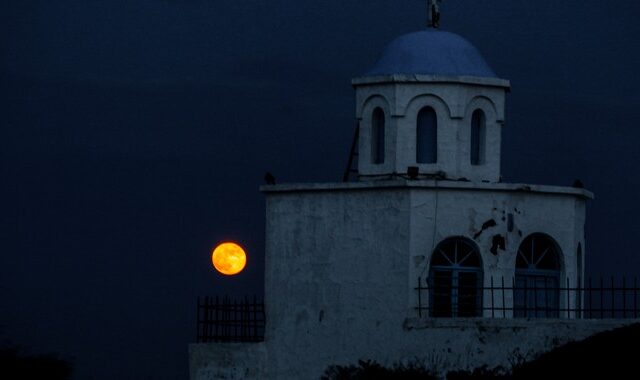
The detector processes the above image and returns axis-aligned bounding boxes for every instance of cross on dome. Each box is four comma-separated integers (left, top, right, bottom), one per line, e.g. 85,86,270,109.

428,0,442,28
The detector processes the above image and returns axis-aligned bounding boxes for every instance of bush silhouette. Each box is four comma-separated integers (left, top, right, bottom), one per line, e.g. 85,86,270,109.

0,344,72,380
323,323,640,379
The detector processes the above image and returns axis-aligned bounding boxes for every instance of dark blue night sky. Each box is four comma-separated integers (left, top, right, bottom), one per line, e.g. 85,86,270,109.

2,1,640,379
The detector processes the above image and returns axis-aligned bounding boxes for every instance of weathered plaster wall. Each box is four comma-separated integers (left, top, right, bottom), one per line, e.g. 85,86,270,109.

407,185,587,316
189,342,265,380
261,181,591,379
354,76,508,182
189,320,633,380
264,186,411,379
395,319,633,375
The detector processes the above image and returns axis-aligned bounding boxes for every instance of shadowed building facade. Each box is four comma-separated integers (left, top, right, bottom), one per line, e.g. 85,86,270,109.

189,26,634,380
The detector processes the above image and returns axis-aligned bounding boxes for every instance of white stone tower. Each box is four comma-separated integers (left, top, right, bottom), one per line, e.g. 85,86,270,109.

354,30,509,183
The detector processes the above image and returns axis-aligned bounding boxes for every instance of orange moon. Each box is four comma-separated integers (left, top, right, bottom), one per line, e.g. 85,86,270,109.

211,242,247,275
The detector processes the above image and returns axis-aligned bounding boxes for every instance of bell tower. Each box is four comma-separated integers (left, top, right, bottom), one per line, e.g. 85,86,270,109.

353,29,510,183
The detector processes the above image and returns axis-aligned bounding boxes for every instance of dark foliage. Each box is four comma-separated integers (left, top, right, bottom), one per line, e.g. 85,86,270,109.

448,322,640,379
322,359,437,380
447,366,509,380
508,322,640,379
0,344,73,380
323,323,640,379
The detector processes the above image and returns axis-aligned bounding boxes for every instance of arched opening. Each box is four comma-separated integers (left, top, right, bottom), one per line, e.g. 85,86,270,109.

370,107,385,164
429,237,483,317
514,233,562,318
417,107,437,164
470,109,486,165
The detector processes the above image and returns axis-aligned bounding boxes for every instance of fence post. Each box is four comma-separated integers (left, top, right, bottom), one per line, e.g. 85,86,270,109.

565,277,569,319
600,276,604,319
635,277,638,319
508,277,513,319
577,276,581,319
490,277,494,318
623,277,627,319
611,276,615,319
417,276,422,318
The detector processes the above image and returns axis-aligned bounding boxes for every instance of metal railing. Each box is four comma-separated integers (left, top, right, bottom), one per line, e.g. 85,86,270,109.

415,276,640,319
196,296,265,343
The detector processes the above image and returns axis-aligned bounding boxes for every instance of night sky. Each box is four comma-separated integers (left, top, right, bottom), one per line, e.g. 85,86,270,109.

2,1,640,379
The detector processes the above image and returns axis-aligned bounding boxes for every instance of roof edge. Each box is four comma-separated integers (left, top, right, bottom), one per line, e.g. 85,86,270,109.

352,74,511,89
260,180,593,199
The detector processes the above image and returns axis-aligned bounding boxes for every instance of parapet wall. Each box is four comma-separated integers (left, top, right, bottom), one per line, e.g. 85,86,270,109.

189,342,265,380
399,318,633,375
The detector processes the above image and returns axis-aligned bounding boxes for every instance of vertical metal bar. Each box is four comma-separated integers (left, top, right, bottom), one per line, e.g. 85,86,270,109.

201,297,205,342
242,296,247,341
220,296,224,341
204,296,209,342
253,295,258,341
207,296,211,342
418,276,422,318
533,275,538,318
588,277,592,319
234,299,238,340
600,276,604,319
508,276,512,319
545,276,550,317
611,276,615,318
224,296,228,341
566,277,569,319
523,275,528,318
491,276,495,318
577,275,582,319
215,296,219,341
635,277,638,319
623,277,627,319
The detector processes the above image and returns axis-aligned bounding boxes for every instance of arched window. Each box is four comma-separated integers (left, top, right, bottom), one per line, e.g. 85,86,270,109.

470,109,486,165
429,237,483,317
371,108,385,164
417,107,437,164
514,233,562,318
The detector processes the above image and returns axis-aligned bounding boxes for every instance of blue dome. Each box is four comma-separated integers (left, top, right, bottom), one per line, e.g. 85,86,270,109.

365,30,497,78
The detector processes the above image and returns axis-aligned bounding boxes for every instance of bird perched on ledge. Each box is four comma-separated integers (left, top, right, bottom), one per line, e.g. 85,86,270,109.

264,172,276,185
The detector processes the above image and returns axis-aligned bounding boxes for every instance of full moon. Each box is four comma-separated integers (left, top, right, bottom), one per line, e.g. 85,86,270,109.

211,242,247,275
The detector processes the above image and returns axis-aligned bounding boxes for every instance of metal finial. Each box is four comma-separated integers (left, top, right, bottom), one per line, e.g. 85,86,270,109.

428,0,442,29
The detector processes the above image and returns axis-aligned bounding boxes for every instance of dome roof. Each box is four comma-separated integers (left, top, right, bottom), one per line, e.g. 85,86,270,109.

364,30,497,78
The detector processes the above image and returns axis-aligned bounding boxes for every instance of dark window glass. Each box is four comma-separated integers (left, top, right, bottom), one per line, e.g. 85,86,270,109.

371,108,385,164
470,109,486,165
417,107,437,164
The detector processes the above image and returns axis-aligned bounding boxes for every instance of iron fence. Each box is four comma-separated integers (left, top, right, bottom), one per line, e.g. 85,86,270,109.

416,276,640,319
196,296,265,343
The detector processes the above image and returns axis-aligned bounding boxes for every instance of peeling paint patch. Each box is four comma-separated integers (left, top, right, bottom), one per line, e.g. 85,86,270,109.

473,219,497,239
490,235,506,255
